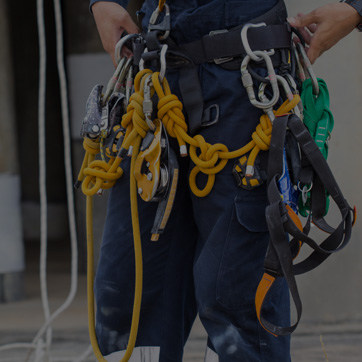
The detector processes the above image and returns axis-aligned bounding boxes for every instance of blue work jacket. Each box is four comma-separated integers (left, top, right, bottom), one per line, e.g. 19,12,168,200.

89,0,280,44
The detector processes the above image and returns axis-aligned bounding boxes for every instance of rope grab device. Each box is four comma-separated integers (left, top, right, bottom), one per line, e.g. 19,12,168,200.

75,0,356,360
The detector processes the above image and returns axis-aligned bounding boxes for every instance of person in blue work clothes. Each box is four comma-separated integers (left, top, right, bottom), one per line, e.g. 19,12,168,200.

89,1,362,361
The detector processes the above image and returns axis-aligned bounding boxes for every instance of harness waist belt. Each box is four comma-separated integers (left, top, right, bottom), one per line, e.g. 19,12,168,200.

173,23,292,66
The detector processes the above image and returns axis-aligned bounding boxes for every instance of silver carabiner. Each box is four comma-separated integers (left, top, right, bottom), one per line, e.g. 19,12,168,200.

296,42,319,96
143,75,156,131
115,33,141,65
240,23,275,62
240,50,279,109
148,3,170,40
139,44,167,83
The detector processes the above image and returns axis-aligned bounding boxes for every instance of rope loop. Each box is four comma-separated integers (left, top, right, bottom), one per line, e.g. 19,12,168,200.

82,159,123,196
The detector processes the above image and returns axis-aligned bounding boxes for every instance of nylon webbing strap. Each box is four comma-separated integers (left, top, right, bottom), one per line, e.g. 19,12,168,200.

176,24,291,65
255,114,353,336
178,65,204,136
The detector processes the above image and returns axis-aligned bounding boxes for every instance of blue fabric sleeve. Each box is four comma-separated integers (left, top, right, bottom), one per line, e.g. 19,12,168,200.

89,0,130,13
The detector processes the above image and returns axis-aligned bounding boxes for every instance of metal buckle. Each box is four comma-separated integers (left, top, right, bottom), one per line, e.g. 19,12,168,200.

209,29,234,64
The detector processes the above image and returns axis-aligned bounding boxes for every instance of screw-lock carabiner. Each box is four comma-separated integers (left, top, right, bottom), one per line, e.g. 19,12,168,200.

240,50,279,110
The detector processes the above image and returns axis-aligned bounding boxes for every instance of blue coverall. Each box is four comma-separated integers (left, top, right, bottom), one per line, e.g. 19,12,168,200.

89,0,291,361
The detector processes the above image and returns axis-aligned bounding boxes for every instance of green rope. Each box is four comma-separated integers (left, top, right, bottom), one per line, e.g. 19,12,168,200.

298,78,334,217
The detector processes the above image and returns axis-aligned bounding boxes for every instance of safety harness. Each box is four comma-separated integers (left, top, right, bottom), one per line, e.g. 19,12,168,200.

76,0,355,360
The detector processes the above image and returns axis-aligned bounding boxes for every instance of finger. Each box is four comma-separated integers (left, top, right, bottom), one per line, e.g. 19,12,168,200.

306,46,320,65
306,23,317,34
297,27,313,45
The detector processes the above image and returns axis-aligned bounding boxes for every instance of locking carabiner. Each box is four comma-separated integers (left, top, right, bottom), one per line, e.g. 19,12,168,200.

240,50,279,110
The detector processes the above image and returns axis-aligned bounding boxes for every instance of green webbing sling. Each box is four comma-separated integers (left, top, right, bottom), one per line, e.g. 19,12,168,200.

298,78,334,217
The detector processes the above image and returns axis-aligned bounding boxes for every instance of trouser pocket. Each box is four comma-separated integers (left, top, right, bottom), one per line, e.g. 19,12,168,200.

216,194,269,309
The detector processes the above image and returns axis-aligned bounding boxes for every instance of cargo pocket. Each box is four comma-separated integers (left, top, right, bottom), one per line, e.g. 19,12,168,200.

216,195,270,310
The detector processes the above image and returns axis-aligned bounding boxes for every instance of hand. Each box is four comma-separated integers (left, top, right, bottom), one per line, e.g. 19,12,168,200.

287,3,362,64
92,2,140,66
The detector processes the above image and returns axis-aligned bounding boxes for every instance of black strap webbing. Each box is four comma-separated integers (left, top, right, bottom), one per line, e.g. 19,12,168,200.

174,23,291,66
258,114,353,336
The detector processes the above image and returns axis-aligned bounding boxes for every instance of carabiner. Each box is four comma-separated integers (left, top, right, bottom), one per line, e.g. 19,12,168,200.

296,42,319,95
148,3,170,40
143,75,156,131
241,50,279,110
241,23,275,62
115,33,141,65
139,44,167,82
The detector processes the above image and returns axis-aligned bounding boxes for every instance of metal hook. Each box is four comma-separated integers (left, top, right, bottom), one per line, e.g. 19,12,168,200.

240,50,279,110
296,42,319,96
115,33,141,65
148,3,171,40
241,23,275,62
143,75,156,131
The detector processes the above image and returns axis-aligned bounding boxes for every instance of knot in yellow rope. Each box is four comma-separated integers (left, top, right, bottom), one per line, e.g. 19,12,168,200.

82,159,123,196
83,137,101,155
157,93,187,138
251,114,272,151
188,135,229,197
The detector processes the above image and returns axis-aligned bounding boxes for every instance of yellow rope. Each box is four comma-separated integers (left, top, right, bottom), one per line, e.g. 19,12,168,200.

150,71,301,197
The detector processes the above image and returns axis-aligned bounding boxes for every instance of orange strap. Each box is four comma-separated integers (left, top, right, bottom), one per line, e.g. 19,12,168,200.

255,273,277,337
158,0,166,11
255,204,303,337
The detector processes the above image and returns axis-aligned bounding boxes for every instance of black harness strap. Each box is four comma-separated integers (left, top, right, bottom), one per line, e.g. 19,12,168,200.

175,23,291,67
256,114,354,336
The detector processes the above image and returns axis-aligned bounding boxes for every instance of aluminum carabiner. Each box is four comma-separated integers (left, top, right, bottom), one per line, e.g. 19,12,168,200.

148,3,170,40
240,23,275,62
139,44,167,83
240,50,279,110
296,42,319,96
143,75,156,131
115,33,141,65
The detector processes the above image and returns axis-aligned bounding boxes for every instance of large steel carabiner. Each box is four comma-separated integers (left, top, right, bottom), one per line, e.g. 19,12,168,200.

240,50,279,109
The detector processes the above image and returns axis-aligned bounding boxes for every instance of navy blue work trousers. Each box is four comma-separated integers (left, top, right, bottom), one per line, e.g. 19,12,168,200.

94,1,291,361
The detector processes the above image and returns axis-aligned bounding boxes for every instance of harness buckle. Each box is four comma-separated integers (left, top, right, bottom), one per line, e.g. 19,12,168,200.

209,29,234,64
